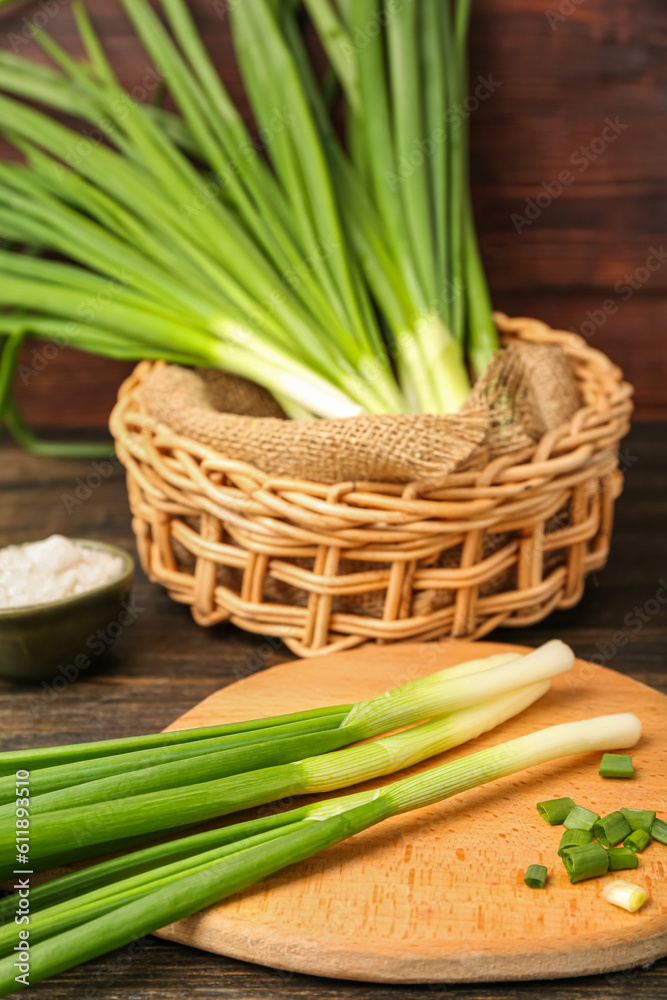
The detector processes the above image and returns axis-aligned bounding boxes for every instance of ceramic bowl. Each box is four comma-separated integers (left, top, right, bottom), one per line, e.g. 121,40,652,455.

0,539,134,684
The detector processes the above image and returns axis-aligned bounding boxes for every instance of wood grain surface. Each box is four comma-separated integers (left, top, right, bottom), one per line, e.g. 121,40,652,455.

155,641,667,983
0,420,666,998
0,0,665,426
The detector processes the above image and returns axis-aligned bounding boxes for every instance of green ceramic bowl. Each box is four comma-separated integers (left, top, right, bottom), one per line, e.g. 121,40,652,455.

0,539,134,684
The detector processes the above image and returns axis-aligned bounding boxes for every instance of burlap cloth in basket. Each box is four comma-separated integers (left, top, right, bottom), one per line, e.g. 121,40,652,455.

142,341,581,487
141,341,582,617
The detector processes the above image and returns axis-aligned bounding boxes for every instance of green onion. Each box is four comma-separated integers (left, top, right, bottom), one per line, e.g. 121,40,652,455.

0,714,353,795
0,648,520,786
561,842,610,883
0,705,351,777
650,817,667,846
1,642,578,876
0,805,314,925
624,829,650,853
599,753,634,778
4,680,552,875
0,648,524,781
536,796,575,825
601,879,647,912
563,805,600,832
523,864,547,888
0,0,501,455
621,808,656,833
606,847,639,871
0,712,360,806
0,712,642,991
557,828,593,856
592,811,632,848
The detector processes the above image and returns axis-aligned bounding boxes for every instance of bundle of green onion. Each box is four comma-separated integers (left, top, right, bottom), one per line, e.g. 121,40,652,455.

0,0,498,455
0,703,641,993
0,642,574,875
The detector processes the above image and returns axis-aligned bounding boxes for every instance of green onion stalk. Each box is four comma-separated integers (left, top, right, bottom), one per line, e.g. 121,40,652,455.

0,644,558,781
0,0,499,456
0,712,641,993
0,641,575,875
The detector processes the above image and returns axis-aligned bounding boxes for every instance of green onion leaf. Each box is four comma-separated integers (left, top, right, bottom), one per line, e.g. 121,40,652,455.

621,808,656,833
536,796,575,825
0,712,642,991
650,817,667,846
624,829,650,853
563,805,600,832
592,811,632,848
523,864,547,888
557,828,593,856
606,847,640,871
599,753,634,778
561,842,609,883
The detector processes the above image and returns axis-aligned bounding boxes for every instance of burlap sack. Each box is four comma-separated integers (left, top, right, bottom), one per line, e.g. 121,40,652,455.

142,340,580,487
141,342,581,619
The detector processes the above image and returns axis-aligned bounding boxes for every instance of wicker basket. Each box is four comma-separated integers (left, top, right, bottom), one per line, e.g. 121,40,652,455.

109,314,633,657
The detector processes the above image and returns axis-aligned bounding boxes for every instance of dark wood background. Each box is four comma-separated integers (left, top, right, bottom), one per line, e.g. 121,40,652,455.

1,0,666,426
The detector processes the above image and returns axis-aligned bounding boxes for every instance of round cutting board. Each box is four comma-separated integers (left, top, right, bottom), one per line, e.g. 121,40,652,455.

156,641,667,983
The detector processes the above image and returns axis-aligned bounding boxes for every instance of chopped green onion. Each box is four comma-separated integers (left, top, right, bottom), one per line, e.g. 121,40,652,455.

557,828,593,856
599,753,634,778
650,817,667,846
606,847,639,871
624,829,650,853
536,796,575,825
621,808,656,833
592,811,632,848
601,879,647,912
561,842,609,883
563,805,600,832
523,864,547,888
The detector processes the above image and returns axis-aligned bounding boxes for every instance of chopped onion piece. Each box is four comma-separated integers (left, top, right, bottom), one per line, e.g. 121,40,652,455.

601,880,647,913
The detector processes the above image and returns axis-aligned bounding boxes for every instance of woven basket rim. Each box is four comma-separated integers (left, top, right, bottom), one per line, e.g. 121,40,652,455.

110,312,633,499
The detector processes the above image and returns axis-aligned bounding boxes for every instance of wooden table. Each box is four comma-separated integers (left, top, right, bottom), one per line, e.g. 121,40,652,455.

1,421,666,998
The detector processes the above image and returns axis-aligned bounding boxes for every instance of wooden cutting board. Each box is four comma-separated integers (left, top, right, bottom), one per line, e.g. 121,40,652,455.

156,640,667,983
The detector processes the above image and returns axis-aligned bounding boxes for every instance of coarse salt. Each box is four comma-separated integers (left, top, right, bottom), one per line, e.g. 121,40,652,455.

0,535,124,610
